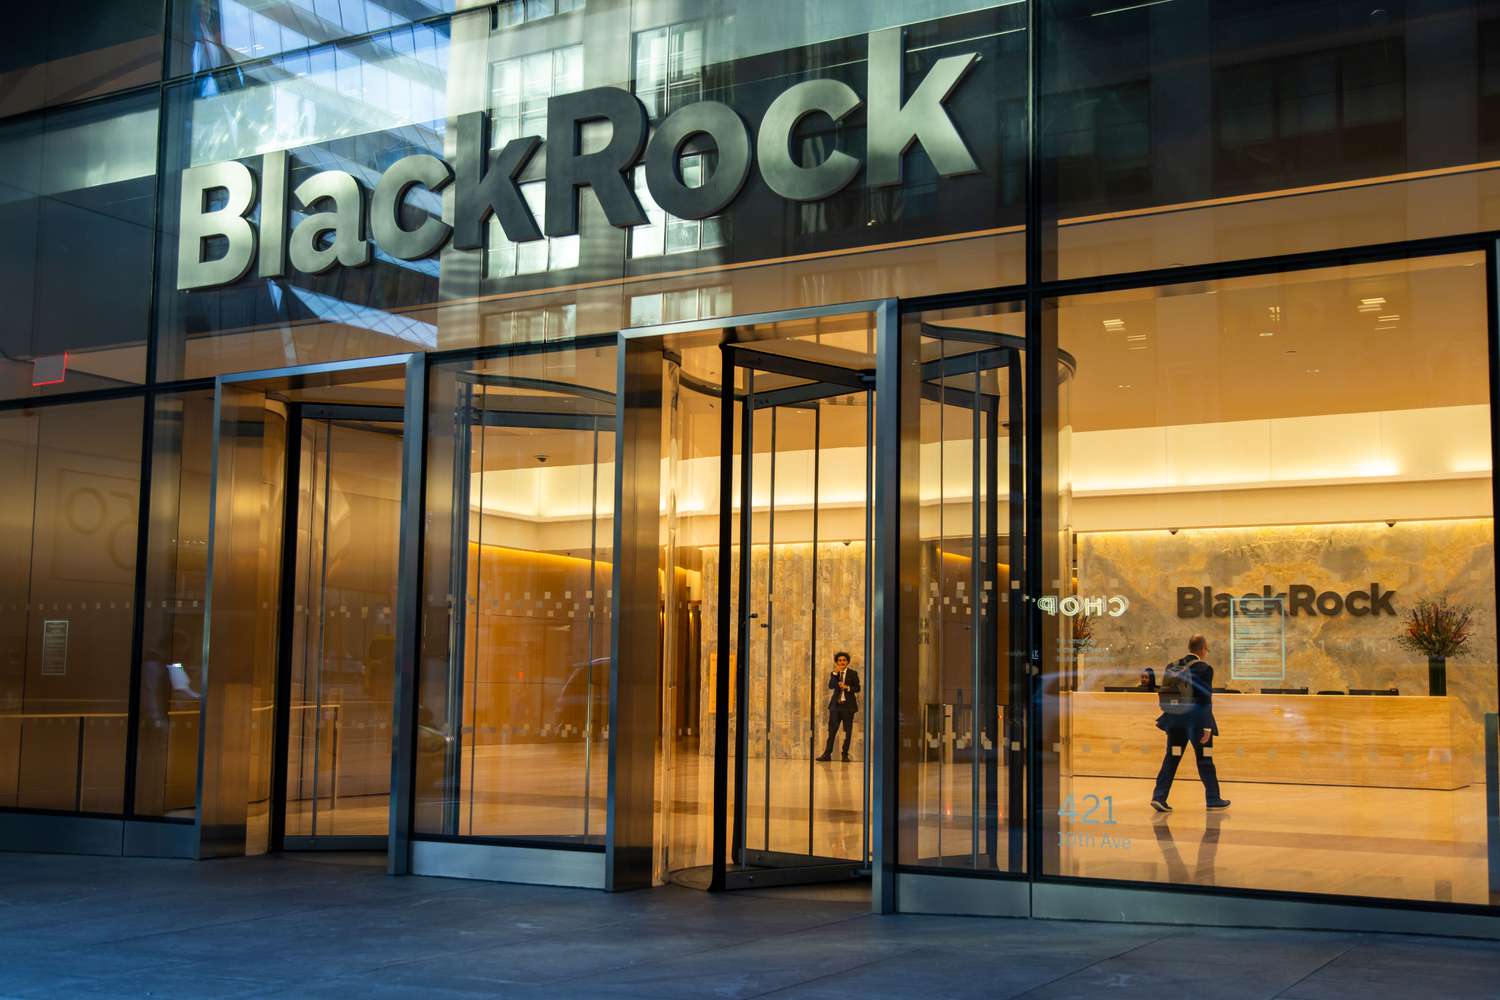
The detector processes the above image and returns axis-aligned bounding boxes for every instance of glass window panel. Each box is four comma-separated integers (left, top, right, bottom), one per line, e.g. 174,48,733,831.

0,91,156,401
416,342,617,843
0,0,163,116
159,4,1025,376
1043,253,1497,907
899,302,1027,874
0,398,143,816
171,0,451,74
134,392,214,818
1041,1,1499,279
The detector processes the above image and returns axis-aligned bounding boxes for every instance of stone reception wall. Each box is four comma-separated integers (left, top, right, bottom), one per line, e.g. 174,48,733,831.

1076,519,1498,735
700,542,869,761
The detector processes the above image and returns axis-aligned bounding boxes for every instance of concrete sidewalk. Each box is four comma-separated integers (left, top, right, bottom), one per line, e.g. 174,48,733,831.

0,851,1495,998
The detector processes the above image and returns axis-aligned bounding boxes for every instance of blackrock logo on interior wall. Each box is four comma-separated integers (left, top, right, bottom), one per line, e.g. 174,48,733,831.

176,28,979,291
1176,585,1398,619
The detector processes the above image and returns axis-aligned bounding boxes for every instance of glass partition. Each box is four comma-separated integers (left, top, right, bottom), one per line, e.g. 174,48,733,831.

0,1,162,117
135,391,215,819
0,91,157,400
416,339,615,842
1044,252,1498,906
1041,0,1500,279
284,417,403,840
0,398,144,815
899,301,1030,875
154,3,1027,382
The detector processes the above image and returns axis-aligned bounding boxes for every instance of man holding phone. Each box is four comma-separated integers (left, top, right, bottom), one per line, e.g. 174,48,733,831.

816,651,860,762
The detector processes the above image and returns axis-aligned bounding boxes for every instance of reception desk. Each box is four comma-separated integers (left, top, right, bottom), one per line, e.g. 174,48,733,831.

1067,692,1473,791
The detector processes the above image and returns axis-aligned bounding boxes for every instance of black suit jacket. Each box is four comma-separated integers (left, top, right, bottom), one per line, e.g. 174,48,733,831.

827,667,860,713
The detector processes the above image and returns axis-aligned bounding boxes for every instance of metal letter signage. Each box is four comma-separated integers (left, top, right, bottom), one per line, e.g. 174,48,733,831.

865,26,979,186
288,170,371,274
178,160,258,290
544,86,651,236
644,101,751,220
756,79,864,202
175,29,982,291
371,154,454,261
451,111,542,250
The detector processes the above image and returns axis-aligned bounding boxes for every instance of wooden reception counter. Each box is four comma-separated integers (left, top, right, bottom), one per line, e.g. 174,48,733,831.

1067,692,1473,791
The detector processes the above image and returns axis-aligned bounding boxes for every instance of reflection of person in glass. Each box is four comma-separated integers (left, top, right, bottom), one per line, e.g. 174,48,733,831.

1150,635,1230,813
816,651,860,762
137,642,201,816
1138,667,1157,691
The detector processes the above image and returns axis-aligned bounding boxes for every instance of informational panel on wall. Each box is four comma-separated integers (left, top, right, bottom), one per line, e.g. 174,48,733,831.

41,619,68,676
1229,597,1284,682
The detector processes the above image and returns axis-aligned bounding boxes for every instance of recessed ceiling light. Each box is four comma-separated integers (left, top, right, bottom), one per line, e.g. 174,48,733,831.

1304,368,1321,374
1125,334,1147,342
1116,383,1132,389
1102,318,1125,329
1259,331,1275,337
1377,314,1400,322
1357,296,1386,313
1127,345,1149,351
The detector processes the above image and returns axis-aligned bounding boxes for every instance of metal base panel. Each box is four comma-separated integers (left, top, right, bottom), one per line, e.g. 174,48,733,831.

410,841,606,889
1032,881,1500,941
895,873,1032,917
724,864,867,891
0,814,196,859
123,820,197,859
283,835,387,852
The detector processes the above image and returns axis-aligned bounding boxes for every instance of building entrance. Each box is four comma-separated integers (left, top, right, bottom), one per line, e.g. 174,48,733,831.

653,311,880,891
275,408,403,850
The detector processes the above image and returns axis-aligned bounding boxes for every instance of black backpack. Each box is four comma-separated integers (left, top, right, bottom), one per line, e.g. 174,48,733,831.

1158,656,1197,715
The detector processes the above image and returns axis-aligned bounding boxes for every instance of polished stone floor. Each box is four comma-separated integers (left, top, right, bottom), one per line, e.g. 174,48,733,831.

0,851,1496,999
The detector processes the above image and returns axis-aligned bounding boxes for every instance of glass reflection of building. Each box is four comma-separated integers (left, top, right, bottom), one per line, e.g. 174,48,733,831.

0,0,1498,938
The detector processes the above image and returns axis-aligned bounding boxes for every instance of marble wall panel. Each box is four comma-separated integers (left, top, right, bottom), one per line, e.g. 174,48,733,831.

1076,519,1499,744
700,542,869,760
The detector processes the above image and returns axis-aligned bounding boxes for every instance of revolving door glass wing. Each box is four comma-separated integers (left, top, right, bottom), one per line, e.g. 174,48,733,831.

655,312,880,891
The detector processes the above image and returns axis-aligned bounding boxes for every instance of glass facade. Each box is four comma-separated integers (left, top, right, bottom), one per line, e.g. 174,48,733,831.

1,0,1498,931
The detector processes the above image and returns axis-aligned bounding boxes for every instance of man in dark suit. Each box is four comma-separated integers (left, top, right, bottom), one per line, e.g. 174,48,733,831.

816,651,860,762
1151,635,1230,812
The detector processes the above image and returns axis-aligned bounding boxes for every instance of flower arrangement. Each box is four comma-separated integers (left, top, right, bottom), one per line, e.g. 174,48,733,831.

1073,613,1096,650
1395,597,1475,659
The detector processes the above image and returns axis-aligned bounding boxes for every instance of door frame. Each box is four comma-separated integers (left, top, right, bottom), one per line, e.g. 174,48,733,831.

714,342,873,890
611,299,907,909
269,402,404,853
197,354,416,862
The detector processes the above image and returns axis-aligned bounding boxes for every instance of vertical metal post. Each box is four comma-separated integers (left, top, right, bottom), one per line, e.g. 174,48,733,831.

1486,713,1499,902
711,344,736,890
444,380,473,838
970,353,982,868
607,336,665,891
862,388,873,866
983,386,1001,868
808,403,821,857
583,416,601,842
268,405,303,852
1006,350,1026,873
763,408,777,851
872,298,914,913
733,372,754,865
121,390,156,818
309,424,333,837
388,352,428,874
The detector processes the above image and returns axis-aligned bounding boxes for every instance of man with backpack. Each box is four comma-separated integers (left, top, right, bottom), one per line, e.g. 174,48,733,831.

1150,635,1231,813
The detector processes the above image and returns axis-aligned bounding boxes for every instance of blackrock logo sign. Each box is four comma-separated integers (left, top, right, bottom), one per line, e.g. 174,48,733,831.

1176,584,1398,619
177,28,979,292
